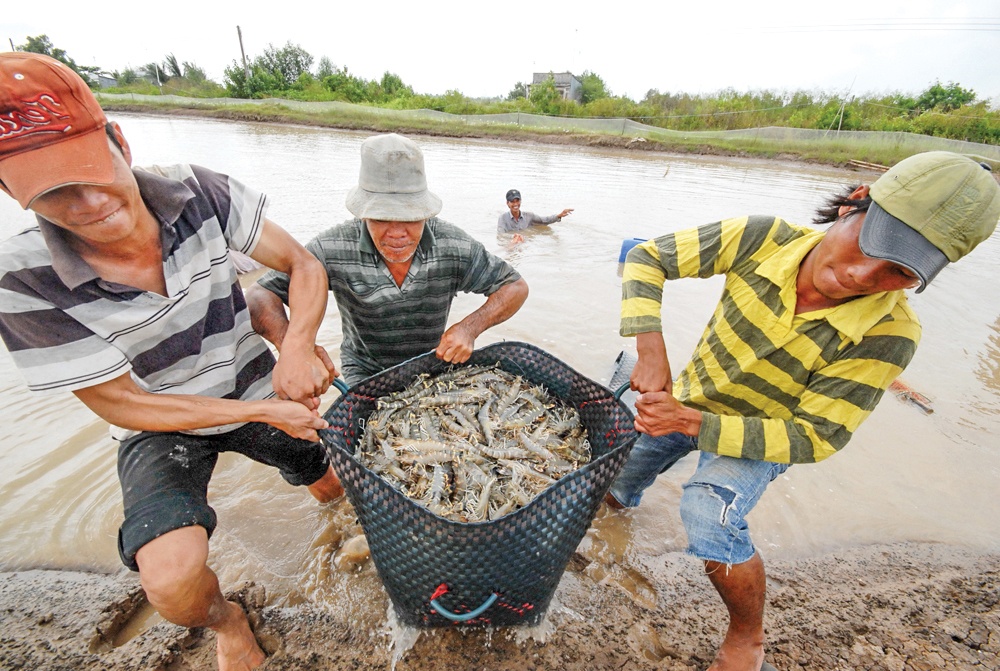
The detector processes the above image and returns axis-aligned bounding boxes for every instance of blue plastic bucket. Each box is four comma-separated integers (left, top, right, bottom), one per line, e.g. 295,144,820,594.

618,238,647,263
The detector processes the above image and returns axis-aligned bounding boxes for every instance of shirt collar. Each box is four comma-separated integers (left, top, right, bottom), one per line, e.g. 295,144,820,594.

37,168,195,290
755,227,907,344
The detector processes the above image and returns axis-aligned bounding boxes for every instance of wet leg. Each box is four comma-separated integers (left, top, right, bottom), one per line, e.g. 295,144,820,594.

307,464,344,502
705,552,766,671
135,526,265,671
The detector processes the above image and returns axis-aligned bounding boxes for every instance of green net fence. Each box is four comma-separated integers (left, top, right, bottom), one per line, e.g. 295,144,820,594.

96,93,1000,163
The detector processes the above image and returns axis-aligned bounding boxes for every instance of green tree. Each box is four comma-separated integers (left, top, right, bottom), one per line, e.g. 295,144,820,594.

224,61,281,98
579,70,609,104
18,34,98,86
116,67,140,86
316,56,336,80
163,53,182,79
321,68,369,102
142,62,169,85
507,81,527,100
916,81,976,113
529,74,561,115
379,72,412,100
257,42,314,89
182,61,207,83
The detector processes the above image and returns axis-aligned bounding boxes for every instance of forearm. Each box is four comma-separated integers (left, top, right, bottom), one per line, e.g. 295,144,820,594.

245,284,292,348
75,384,270,433
533,213,560,226
456,278,528,337
73,372,326,440
280,254,328,355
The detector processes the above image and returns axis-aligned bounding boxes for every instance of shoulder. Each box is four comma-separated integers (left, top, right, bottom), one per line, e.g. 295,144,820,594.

426,218,477,244
136,163,225,184
314,218,361,239
740,215,810,242
0,226,49,277
307,219,365,261
135,164,256,205
725,215,816,258
883,296,922,337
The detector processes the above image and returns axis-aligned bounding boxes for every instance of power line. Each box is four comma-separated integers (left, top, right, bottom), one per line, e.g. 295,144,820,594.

758,21,1000,33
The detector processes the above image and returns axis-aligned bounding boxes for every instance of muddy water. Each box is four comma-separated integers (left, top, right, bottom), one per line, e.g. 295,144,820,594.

1,114,998,616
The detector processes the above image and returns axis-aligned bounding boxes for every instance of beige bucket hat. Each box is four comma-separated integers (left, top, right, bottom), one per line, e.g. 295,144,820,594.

345,133,442,221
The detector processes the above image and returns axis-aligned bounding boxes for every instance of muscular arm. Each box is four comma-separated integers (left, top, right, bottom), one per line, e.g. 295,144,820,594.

246,282,292,349
629,329,704,438
245,282,339,383
436,278,529,363
73,372,328,441
247,219,330,406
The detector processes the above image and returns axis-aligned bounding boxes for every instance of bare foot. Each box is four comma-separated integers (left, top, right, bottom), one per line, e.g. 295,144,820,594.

216,601,266,671
308,465,344,502
706,634,765,671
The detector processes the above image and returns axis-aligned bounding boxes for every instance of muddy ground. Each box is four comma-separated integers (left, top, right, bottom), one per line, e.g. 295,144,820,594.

2,540,997,671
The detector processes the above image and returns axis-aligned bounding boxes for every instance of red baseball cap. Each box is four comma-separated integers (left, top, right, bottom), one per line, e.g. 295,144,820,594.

0,52,115,208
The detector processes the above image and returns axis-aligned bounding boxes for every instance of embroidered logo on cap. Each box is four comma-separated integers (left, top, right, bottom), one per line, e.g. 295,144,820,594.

0,93,73,143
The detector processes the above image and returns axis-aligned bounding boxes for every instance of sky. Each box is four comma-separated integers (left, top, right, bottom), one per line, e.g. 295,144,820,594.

3,0,999,104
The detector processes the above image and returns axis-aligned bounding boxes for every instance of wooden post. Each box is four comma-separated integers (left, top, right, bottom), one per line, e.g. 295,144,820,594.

237,26,250,83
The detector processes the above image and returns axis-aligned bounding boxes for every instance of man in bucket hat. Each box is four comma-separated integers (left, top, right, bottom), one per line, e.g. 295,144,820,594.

0,52,343,670
608,151,1000,671
248,133,528,384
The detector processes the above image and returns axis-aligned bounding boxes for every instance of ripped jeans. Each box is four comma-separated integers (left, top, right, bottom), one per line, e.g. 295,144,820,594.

607,432,789,565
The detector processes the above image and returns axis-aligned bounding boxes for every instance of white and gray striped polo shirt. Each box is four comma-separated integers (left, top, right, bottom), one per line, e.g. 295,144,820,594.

0,164,276,439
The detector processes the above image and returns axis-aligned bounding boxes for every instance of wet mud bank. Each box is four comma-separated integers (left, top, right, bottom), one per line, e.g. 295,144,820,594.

2,541,997,670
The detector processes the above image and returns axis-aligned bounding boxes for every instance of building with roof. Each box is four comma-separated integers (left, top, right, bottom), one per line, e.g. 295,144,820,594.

527,72,582,102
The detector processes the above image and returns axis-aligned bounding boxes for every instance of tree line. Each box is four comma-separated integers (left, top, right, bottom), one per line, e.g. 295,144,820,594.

14,35,1000,145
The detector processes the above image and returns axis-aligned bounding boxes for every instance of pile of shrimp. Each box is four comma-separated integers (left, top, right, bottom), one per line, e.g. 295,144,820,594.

357,364,591,522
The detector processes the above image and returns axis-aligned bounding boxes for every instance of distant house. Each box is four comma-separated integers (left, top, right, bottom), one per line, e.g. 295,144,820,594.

528,72,582,102
96,73,118,89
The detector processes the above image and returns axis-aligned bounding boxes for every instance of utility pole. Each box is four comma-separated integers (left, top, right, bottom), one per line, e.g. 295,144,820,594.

8,38,15,52
237,26,249,82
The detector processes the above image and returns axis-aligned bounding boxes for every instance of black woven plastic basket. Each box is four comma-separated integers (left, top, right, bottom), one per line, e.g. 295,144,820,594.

320,341,636,627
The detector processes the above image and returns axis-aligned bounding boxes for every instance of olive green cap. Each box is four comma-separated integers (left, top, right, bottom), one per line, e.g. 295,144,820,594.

860,151,1000,292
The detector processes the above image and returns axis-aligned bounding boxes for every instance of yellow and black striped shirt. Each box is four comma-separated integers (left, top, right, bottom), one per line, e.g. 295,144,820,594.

621,216,921,464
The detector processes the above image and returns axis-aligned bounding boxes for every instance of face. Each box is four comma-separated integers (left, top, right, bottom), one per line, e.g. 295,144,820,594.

28,125,143,247
507,198,521,217
806,211,921,301
365,219,425,264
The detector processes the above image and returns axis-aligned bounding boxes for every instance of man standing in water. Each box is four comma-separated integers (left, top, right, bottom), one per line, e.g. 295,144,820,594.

608,152,1000,671
0,53,341,671
497,188,573,243
247,133,528,385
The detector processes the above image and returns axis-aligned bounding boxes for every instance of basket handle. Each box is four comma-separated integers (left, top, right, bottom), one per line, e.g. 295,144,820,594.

429,584,499,622
332,378,350,394
614,382,631,400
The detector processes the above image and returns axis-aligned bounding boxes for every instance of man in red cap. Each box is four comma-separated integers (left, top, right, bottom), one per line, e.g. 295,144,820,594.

0,52,341,670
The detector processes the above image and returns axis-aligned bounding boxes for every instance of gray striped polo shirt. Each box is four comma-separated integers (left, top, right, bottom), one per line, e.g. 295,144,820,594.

259,217,521,383
0,164,276,439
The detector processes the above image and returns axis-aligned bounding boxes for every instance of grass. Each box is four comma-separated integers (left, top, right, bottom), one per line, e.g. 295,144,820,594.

96,96,1000,170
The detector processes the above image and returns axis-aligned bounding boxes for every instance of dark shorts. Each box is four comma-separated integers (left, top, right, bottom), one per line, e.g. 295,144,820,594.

116,421,330,571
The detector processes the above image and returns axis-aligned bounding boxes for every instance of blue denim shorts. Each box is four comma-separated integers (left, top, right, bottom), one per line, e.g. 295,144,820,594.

608,432,789,565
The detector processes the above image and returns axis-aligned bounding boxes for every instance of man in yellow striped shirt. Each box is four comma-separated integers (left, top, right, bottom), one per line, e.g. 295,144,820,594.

608,152,1000,671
